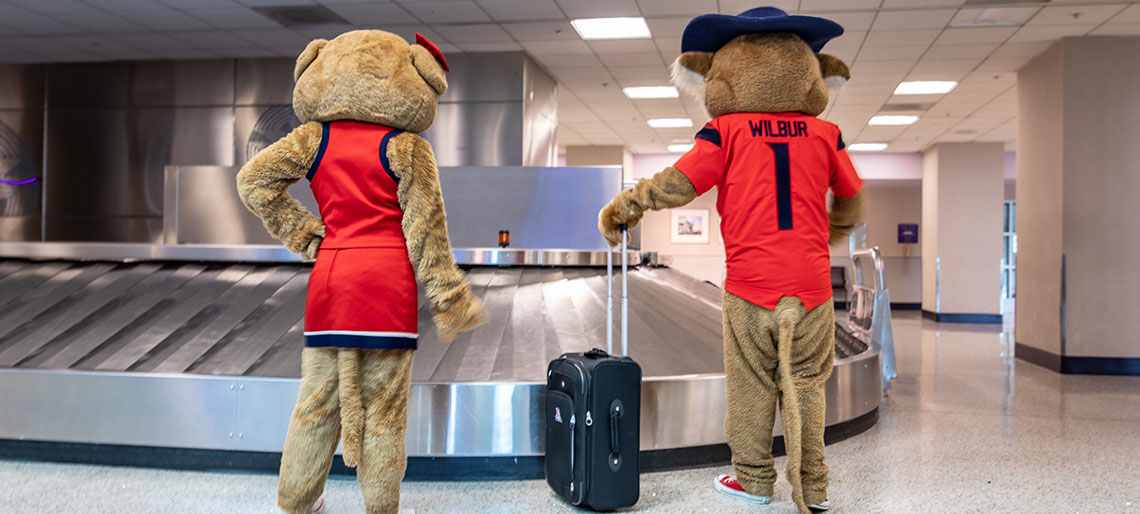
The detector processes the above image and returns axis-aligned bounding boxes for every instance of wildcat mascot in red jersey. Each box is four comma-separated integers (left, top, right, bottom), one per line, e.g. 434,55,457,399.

598,8,864,513
238,30,486,514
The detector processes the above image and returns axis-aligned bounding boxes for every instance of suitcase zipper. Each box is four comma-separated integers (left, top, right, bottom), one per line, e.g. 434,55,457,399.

569,413,576,498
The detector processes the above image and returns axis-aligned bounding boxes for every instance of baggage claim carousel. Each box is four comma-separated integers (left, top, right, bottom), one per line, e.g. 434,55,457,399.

0,243,889,479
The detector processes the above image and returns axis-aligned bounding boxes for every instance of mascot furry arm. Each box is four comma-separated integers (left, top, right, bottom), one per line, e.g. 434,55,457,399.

386,132,486,342
236,123,326,261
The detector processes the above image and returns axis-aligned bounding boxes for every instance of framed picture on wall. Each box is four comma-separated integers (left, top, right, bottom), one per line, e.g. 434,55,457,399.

671,208,710,244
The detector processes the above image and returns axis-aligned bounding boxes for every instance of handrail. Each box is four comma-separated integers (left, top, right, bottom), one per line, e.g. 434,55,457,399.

851,247,886,291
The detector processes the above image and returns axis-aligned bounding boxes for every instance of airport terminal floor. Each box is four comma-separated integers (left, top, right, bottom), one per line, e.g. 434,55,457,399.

3,311,1138,514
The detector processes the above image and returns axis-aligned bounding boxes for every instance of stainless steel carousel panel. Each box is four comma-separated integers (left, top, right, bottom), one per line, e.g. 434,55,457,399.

0,65,45,110
0,108,44,241
437,166,620,251
163,165,316,246
423,102,526,167
235,58,294,107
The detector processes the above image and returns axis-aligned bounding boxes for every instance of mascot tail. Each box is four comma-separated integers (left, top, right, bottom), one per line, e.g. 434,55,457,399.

338,349,365,468
775,303,810,514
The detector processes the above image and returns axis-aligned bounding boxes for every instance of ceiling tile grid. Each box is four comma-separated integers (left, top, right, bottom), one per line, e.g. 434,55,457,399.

0,0,1137,154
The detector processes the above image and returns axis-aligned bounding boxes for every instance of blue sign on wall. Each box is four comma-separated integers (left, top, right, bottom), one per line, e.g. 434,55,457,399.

898,223,919,244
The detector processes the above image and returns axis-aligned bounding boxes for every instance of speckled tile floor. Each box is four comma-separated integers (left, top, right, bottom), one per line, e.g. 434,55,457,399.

3,312,1140,513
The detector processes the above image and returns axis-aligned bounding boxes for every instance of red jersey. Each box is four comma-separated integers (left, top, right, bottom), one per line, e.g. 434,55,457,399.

304,121,418,350
308,121,407,250
674,112,863,311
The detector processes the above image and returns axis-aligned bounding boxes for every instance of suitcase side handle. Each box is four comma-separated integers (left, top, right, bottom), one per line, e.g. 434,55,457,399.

609,400,623,454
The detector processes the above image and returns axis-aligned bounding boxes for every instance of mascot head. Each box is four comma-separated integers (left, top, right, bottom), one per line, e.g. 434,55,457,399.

292,30,449,134
670,7,851,118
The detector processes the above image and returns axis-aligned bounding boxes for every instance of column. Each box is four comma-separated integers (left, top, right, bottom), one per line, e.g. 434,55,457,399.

921,143,1005,322
1016,36,1140,375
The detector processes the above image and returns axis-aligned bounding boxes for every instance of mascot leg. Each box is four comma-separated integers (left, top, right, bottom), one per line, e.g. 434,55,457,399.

355,349,415,514
724,294,835,514
278,347,341,514
722,292,781,499
789,300,836,508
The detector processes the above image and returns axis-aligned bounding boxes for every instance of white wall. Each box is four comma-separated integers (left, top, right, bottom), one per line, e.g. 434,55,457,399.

859,184,923,303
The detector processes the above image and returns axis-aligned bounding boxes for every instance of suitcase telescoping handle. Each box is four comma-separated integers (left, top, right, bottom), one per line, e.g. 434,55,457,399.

606,224,629,357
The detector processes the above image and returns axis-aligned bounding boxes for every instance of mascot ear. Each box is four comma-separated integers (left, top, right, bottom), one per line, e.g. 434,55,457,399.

411,44,448,96
294,38,328,82
411,32,448,96
671,51,714,99
817,53,851,94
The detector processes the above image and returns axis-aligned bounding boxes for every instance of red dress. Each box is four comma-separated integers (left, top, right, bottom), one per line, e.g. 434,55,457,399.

674,112,863,311
303,121,418,349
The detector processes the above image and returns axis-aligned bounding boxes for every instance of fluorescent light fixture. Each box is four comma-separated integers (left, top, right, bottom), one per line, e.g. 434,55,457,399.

647,118,692,128
894,81,957,95
623,86,678,99
848,143,888,152
868,115,919,126
667,143,694,153
570,17,651,40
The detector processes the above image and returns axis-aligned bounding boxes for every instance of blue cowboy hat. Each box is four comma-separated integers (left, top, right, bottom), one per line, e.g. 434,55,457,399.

680,7,844,54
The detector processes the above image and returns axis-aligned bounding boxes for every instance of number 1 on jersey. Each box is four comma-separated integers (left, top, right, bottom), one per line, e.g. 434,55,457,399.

767,142,793,230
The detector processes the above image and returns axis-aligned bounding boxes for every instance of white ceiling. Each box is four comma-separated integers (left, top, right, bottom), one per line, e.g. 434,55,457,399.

2,0,1140,154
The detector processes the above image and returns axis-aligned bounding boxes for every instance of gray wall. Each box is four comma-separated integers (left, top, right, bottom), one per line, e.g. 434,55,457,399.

0,52,556,243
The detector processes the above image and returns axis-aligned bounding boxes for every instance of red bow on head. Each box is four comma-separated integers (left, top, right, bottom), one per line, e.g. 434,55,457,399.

415,32,449,72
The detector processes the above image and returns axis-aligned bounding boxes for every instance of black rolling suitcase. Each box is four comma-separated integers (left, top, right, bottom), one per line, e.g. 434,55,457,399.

545,226,642,511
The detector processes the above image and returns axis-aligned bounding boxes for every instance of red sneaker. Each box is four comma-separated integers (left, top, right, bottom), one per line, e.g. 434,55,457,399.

713,475,772,505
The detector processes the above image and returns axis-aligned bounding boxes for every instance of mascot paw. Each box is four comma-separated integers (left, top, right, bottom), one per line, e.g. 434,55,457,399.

293,218,326,261
300,235,323,261
597,195,640,247
436,296,488,343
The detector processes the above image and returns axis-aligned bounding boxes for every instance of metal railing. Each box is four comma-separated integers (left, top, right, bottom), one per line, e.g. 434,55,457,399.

848,246,898,390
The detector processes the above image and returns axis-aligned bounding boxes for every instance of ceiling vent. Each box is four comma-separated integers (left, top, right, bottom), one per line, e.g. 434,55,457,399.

880,103,934,113
253,5,350,27
952,5,1042,27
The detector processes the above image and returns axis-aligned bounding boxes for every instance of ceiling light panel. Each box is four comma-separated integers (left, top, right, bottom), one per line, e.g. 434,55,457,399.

848,143,888,151
869,115,919,126
623,86,679,99
894,81,958,95
570,17,651,39
648,118,693,128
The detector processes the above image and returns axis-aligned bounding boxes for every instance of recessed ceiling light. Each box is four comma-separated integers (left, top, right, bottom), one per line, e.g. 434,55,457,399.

623,86,679,99
894,81,958,95
667,143,694,153
869,115,919,126
848,143,888,152
648,118,692,128
570,17,651,40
